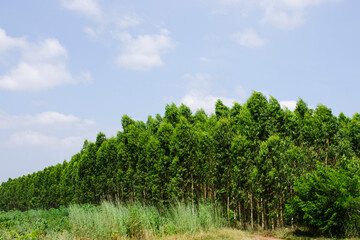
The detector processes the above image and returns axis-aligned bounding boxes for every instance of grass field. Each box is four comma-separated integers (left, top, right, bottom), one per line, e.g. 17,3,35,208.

0,202,227,239
1,202,359,240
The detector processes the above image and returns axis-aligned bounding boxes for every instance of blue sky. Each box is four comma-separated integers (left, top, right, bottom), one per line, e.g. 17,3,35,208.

0,0,359,182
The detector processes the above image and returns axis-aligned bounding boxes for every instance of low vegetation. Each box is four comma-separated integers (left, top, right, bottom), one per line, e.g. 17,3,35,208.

0,202,226,239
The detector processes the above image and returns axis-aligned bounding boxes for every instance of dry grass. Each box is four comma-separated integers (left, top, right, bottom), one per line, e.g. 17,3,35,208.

155,228,254,240
47,228,254,240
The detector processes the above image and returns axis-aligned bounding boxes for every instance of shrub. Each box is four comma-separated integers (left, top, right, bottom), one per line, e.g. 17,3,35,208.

286,164,360,237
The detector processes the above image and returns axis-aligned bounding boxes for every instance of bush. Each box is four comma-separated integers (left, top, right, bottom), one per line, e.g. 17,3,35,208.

286,164,360,237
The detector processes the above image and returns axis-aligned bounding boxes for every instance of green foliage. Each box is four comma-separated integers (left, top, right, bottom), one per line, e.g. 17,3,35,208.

286,163,360,237
0,207,69,239
1,91,360,236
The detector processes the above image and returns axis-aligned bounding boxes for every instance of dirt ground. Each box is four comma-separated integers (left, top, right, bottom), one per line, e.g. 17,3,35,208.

254,235,283,240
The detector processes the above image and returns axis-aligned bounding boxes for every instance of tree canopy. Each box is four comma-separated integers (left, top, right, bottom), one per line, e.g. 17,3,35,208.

1,91,359,236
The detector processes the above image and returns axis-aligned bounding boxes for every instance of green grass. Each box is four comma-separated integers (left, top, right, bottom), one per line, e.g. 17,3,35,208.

0,202,227,239
2,203,358,240
68,202,226,239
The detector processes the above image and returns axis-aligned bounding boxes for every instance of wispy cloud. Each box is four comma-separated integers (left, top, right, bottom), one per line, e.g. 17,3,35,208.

216,0,342,29
10,131,83,146
0,109,95,130
0,108,96,152
117,13,142,28
234,28,267,48
59,0,103,21
60,1,176,71
200,57,212,62
260,0,343,29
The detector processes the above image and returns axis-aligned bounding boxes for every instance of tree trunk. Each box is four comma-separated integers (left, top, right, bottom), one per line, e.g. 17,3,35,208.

204,183,207,200
227,195,230,218
257,200,260,229
191,173,194,215
276,203,280,228
233,197,236,226
238,201,242,228
261,197,265,230
250,193,254,229
290,185,294,228
280,198,284,227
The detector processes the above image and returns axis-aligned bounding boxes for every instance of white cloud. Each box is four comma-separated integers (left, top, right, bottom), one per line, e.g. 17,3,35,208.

59,0,102,21
83,26,98,37
0,62,73,92
0,109,95,130
234,29,267,48
35,112,80,125
10,131,83,147
0,29,91,92
59,1,176,71
0,29,27,53
1,109,95,150
216,0,341,29
259,0,341,29
23,38,68,62
116,30,175,71
180,73,240,113
79,71,93,83
266,0,339,10
181,91,236,114
10,131,58,145
117,13,142,28
280,100,297,111
259,2,305,29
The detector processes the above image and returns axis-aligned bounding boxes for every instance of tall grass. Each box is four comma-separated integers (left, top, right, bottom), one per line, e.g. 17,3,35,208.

68,201,227,239
0,202,227,239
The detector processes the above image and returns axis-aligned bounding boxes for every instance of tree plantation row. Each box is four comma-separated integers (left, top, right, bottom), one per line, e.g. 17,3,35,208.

1,92,360,236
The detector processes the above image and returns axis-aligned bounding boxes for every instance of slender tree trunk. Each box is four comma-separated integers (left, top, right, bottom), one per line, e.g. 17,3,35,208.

325,138,329,166
276,203,280,228
238,201,242,228
143,190,146,207
227,195,230,218
261,197,265,230
191,173,194,215
204,183,207,200
280,198,284,227
233,197,236,226
250,193,254,229
290,185,294,228
214,186,216,202
257,200,260,229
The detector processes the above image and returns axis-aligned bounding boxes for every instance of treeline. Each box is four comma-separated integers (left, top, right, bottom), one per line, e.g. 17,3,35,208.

1,92,360,233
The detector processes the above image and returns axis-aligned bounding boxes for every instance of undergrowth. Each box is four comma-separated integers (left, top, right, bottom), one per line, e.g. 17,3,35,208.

0,202,226,239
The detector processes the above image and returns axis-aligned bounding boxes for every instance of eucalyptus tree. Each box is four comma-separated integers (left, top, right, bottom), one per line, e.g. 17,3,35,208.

95,137,119,201
213,117,235,215
169,116,199,204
